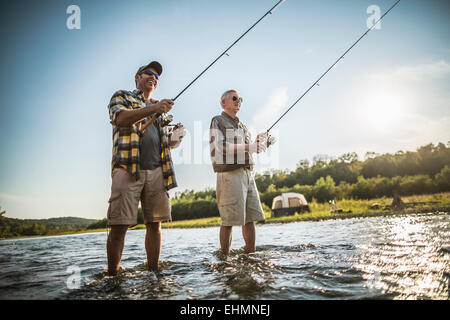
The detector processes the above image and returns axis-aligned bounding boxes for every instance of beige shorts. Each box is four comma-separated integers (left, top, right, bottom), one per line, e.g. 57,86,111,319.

107,167,171,226
216,168,265,226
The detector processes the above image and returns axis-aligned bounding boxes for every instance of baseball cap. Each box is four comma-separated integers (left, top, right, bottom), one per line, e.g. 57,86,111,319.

136,61,163,76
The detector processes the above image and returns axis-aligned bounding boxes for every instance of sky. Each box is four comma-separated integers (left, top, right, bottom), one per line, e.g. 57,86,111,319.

0,0,449,220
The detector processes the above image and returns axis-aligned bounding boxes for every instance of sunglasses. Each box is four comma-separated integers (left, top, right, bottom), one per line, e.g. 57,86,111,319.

142,70,159,80
232,96,243,102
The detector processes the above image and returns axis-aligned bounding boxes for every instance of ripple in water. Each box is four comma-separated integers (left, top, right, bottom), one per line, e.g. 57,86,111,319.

0,212,449,300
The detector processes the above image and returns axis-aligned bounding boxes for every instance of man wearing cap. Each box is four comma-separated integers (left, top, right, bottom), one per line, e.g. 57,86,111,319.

209,89,268,255
106,61,186,275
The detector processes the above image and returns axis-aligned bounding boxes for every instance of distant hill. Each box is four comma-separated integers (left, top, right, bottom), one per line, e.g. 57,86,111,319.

31,217,97,226
0,216,98,239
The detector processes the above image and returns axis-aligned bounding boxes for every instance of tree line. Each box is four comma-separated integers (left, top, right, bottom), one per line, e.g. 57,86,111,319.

0,215,97,239
254,142,450,193
93,142,450,226
255,142,450,204
164,142,450,220
2,142,449,236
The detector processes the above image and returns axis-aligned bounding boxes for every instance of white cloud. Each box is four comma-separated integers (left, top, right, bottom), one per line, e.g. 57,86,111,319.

321,60,450,160
251,87,289,130
369,60,450,82
392,114,450,145
348,59,450,118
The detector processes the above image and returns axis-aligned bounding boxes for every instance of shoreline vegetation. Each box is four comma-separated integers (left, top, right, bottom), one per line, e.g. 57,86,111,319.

1,142,449,239
2,193,449,240
134,193,450,229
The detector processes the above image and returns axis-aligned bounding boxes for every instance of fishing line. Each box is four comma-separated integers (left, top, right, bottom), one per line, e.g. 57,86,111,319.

266,0,401,135
140,0,285,133
173,0,285,101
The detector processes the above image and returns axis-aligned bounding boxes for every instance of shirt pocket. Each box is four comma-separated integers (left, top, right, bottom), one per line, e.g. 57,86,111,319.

223,126,245,145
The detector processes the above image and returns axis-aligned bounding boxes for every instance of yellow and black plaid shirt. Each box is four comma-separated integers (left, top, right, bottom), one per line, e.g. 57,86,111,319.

108,89,177,190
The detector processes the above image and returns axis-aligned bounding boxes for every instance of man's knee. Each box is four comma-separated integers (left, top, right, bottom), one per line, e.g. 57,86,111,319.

109,225,128,240
220,225,232,234
146,222,161,233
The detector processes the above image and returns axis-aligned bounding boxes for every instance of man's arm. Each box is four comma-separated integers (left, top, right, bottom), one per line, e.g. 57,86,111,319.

223,128,268,154
115,99,174,127
228,141,266,154
209,119,268,155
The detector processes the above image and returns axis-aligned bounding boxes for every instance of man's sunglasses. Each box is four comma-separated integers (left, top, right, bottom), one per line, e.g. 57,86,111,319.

142,70,159,80
232,96,243,102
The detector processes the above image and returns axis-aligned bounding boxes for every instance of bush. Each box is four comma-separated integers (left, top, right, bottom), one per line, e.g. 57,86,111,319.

351,176,375,199
171,199,218,221
87,218,107,229
398,175,433,196
435,165,450,192
313,176,336,203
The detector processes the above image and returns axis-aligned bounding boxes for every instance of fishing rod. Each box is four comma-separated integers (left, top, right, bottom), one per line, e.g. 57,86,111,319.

140,0,285,133
264,0,401,146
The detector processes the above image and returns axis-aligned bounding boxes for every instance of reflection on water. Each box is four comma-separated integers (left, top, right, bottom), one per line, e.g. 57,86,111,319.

353,214,450,299
0,212,449,300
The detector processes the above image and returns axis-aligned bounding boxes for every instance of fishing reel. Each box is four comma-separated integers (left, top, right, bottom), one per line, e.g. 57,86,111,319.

160,113,174,127
265,135,275,148
160,113,184,134
139,113,177,134
257,133,276,149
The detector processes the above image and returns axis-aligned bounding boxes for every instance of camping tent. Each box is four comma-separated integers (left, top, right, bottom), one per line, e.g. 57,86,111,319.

271,193,310,217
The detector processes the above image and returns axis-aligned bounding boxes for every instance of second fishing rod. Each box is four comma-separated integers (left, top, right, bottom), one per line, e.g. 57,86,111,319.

264,0,401,147
140,0,285,134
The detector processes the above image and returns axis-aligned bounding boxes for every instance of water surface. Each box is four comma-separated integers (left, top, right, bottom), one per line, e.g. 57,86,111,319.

0,212,449,300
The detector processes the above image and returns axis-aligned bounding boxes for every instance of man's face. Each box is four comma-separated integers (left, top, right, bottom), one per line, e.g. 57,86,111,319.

222,91,242,114
136,67,159,91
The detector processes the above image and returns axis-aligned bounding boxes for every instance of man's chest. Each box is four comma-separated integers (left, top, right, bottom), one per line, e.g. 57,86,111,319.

221,121,251,144
125,94,146,109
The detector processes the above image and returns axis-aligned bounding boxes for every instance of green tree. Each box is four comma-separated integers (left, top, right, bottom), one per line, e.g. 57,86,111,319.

351,176,373,199
399,175,433,196
435,165,450,192
313,176,336,203
335,181,353,200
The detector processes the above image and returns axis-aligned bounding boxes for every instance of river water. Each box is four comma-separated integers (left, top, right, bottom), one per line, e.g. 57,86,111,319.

0,212,449,300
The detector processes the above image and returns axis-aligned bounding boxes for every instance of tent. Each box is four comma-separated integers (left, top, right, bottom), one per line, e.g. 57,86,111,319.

271,193,310,217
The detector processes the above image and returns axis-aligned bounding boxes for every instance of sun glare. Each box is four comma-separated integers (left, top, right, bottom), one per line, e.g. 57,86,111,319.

357,90,407,131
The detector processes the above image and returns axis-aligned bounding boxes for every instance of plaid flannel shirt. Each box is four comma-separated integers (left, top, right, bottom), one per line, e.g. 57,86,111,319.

108,89,178,190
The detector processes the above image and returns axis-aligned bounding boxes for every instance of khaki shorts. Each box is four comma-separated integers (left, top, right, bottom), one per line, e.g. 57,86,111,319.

216,168,265,226
107,167,171,226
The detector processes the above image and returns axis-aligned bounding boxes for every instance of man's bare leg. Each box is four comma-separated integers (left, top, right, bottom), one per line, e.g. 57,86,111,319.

220,226,233,255
145,222,162,271
107,225,128,276
242,222,256,253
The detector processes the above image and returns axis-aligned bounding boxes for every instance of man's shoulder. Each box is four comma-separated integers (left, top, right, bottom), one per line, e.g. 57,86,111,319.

211,114,223,122
111,89,134,99
109,89,144,109
210,114,226,128
213,112,237,122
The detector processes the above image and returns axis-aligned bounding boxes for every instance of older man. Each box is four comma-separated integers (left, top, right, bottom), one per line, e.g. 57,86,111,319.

106,60,185,275
209,89,268,255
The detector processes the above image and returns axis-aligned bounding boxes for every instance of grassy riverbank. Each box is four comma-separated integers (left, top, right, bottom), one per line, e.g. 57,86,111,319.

142,192,450,229
2,193,449,239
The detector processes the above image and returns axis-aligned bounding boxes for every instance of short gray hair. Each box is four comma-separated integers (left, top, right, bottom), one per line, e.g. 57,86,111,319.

220,89,238,106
